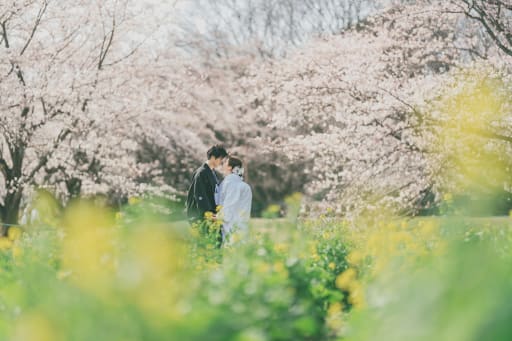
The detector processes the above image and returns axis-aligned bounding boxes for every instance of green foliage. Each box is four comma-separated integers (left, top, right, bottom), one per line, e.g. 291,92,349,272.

347,218,512,341
0,198,350,341
3,192,512,340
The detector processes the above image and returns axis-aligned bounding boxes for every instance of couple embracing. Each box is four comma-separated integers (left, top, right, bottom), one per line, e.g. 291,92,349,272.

186,145,252,244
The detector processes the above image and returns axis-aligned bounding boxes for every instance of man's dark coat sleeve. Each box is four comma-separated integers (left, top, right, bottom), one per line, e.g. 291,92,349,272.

194,170,216,215
186,165,217,221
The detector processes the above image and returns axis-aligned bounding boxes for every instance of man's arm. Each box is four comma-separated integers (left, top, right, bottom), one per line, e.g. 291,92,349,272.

194,171,215,215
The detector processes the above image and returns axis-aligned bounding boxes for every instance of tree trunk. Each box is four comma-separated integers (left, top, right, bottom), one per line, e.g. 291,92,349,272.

1,190,22,235
1,142,25,235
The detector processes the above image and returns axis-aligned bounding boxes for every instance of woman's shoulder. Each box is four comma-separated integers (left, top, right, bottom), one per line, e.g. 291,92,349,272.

240,180,252,191
223,175,247,187
224,174,240,182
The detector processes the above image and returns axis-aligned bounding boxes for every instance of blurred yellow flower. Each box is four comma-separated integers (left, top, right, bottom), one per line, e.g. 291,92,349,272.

348,281,365,309
7,226,22,241
12,312,62,341
322,231,331,240
60,201,117,294
347,250,363,266
420,220,439,237
391,231,412,245
328,262,336,270
255,262,270,274
12,245,22,259
326,302,344,331
190,228,200,238
0,237,13,250
273,243,288,254
443,193,453,202
273,261,286,274
335,268,356,290
309,243,317,254
327,302,343,315
128,197,140,205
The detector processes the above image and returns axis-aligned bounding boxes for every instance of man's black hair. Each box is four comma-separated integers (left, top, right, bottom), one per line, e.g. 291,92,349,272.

207,145,228,160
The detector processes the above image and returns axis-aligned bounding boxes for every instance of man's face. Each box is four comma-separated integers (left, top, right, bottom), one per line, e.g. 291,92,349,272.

212,157,224,169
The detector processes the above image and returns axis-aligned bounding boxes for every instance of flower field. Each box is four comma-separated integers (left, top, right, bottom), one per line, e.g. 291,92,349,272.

0,194,510,341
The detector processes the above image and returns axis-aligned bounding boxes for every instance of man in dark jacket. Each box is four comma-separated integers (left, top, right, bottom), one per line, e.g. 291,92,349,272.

186,145,228,224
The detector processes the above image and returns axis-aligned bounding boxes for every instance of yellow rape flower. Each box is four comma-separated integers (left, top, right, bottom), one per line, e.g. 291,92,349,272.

255,262,270,274
7,226,22,241
273,243,288,254
326,302,344,331
328,302,343,316
400,220,408,229
443,193,453,202
128,197,140,205
391,231,413,246
190,228,199,238
347,250,364,266
12,245,22,259
60,201,116,294
273,261,286,273
114,212,123,221
335,268,356,290
328,262,336,270
348,281,365,309
12,312,63,341
0,237,13,250
309,243,317,254
420,220,439,237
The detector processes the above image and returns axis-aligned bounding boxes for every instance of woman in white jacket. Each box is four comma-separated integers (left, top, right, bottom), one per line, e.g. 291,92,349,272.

217,156,252,242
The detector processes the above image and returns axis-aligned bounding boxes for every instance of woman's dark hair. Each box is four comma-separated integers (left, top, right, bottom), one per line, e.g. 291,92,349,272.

207,145,228,159
227,156,242,169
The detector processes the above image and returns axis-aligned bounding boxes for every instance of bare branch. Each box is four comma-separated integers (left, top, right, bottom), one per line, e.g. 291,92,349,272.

26,128,71,182
20,0,49,56
454,0,512,56
98,15,116,70
0,21,9,48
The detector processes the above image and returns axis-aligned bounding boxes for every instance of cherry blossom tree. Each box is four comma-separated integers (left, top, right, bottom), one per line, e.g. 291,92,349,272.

221,0,505,215
0,0,177,225
2,0,508,225
129,51,310,214
159,0,509,216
